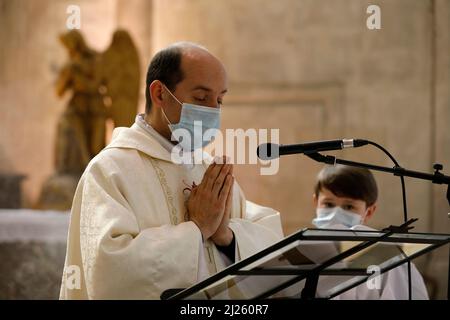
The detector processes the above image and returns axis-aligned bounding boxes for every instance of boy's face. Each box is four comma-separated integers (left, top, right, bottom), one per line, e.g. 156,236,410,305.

313,187,376,224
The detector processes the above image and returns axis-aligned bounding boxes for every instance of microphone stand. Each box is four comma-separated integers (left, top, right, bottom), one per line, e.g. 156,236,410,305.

305,152,450,205
305,152,450,299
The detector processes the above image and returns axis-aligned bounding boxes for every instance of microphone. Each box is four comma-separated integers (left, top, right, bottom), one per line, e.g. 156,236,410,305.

257,139,369,160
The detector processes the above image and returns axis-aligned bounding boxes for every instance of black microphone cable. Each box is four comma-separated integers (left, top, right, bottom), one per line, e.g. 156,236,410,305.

365,140,412,300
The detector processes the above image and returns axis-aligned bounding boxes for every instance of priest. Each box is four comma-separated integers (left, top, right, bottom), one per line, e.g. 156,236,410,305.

60,42,284,299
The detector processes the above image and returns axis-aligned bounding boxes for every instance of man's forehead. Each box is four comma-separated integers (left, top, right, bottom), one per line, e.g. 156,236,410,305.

182,57,226,75
180,72,228,94
179,49,227,91
190,85,228,94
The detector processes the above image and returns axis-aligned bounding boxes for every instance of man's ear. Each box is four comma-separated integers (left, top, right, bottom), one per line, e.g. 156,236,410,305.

149,80,164,108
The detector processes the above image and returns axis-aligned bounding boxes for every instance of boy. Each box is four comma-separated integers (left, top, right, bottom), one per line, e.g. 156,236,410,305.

311,164,429,299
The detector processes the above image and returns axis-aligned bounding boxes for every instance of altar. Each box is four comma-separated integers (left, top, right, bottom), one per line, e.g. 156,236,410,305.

0,209,69,299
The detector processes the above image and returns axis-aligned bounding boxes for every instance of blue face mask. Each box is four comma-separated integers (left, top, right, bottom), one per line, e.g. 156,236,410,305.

161,85,221,151
312,207,363,228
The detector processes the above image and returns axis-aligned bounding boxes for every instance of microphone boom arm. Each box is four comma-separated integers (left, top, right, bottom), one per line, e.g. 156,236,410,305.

306,152,450,207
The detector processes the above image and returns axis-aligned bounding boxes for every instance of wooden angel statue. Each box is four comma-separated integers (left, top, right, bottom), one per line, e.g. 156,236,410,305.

54,29,140,175
37,29,140,210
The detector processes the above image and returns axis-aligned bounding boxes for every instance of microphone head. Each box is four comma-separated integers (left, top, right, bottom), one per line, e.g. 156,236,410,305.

257,143,280,160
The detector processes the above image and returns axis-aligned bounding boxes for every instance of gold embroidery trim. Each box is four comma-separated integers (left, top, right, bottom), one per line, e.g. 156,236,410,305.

149,158,179,225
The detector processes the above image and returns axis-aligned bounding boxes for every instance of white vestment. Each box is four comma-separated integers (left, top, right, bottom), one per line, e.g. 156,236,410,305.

60,121,283,300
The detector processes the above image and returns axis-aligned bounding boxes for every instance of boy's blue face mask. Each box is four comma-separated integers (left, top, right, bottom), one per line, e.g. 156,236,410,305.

161,84,221,151
312,207,363,228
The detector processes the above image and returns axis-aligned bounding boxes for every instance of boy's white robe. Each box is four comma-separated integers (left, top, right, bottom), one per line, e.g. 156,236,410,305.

328,225,429,300
60,123,283,300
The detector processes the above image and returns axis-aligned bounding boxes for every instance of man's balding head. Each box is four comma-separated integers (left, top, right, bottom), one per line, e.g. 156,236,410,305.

145,42,226,113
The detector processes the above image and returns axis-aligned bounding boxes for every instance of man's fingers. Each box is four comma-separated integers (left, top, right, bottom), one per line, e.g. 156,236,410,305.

219,175,234,203
204,157,226,191
224,179,233,215
201,161,221,192
211,156,229,179
210,156,228,183
201,161,216,185
206,164,223,190
217,164,234,196
206,156,229,191
201,156,232,193
212,164,232,197
214,155,228,165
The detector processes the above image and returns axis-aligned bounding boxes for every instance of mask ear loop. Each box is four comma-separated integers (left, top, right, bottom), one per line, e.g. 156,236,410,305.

161,106,173,130
162,83,183,106
360,207,370,224
160,83,183,127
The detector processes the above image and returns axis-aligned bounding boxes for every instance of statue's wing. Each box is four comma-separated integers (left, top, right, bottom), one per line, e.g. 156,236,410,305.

100,29,140,127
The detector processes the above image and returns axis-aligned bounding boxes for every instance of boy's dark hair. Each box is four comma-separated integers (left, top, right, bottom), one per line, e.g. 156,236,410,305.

145,45,184,114
314,165,378,206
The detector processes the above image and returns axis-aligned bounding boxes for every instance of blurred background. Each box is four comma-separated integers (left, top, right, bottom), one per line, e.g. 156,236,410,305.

0,0,449,299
